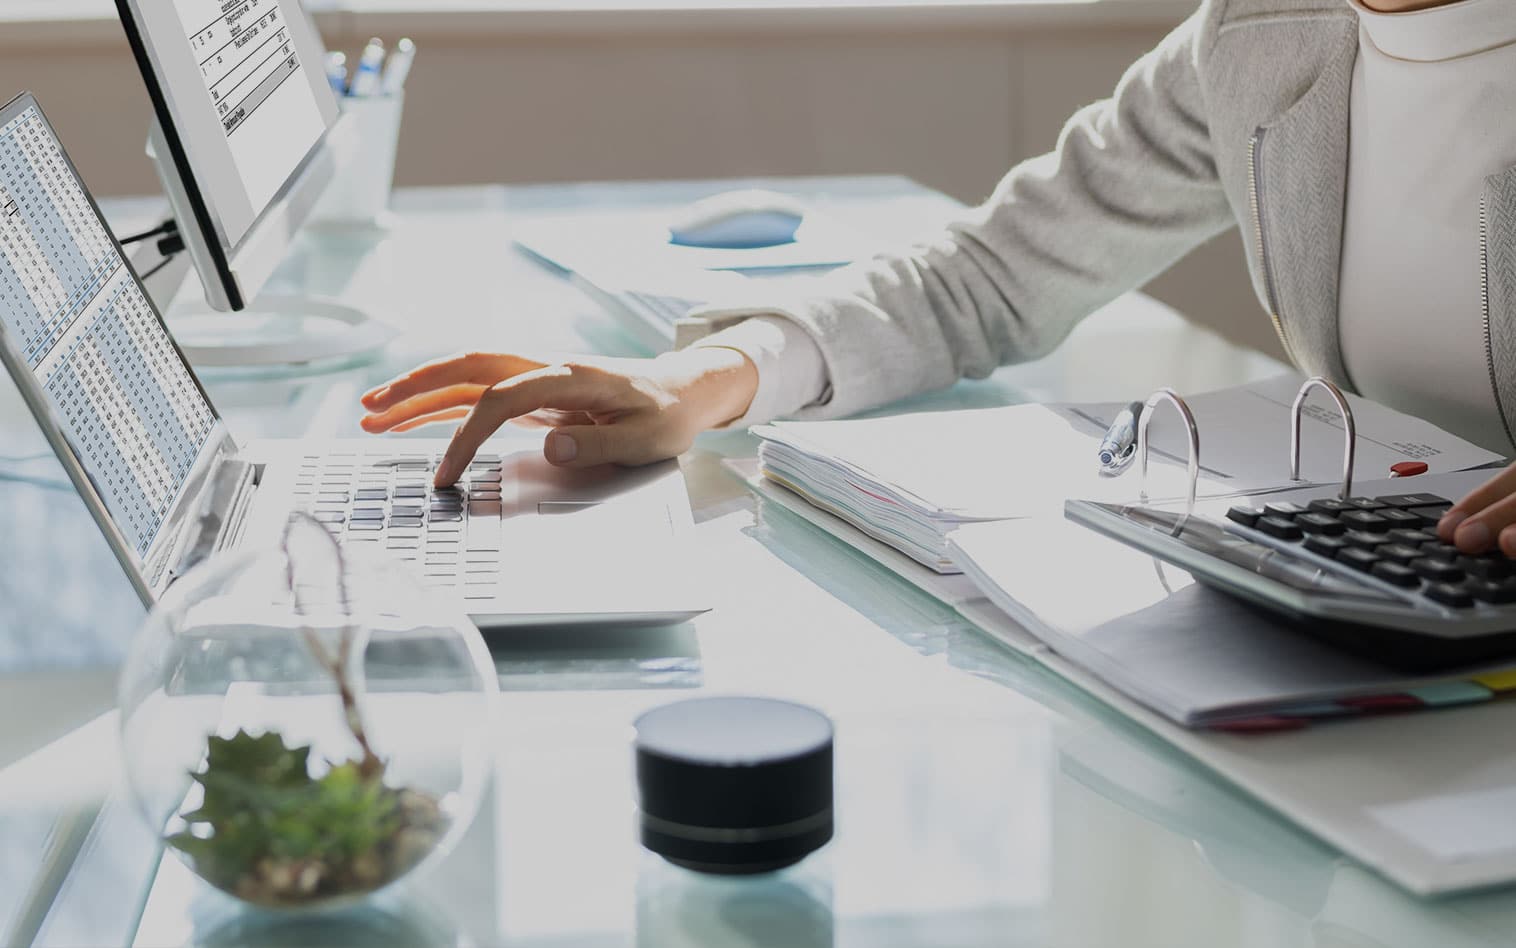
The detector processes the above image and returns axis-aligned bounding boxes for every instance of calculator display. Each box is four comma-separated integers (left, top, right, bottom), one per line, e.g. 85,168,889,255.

0,102,215,558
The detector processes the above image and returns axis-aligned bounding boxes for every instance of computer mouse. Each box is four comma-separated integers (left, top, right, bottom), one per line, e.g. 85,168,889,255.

667,189,806,249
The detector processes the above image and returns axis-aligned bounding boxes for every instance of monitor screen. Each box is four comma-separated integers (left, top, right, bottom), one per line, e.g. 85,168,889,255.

117,0,339,252
0,99,217,567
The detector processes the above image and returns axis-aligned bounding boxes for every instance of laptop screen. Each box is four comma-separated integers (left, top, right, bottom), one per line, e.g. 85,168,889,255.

0,99,216,561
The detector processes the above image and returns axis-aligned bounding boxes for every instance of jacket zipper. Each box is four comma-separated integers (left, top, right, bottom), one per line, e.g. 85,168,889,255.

1479,195,1516,451
1248,128,1295,363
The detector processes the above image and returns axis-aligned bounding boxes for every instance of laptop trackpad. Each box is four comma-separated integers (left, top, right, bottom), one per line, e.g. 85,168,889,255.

496,458,683,604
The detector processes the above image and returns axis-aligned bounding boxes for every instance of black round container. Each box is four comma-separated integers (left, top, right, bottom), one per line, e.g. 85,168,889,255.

634,696,834,875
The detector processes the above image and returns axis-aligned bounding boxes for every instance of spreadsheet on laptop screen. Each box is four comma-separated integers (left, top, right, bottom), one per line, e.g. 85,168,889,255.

0,103,214,558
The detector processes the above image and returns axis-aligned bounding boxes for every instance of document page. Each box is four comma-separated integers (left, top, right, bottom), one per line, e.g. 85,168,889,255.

173,0,326,214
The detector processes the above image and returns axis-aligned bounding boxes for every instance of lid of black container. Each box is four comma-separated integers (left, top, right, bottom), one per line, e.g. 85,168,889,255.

634,696,834,875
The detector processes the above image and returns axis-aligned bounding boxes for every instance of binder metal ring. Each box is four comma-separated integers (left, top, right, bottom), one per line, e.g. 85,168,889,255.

1137,387,1201,513
1289,377,1356,500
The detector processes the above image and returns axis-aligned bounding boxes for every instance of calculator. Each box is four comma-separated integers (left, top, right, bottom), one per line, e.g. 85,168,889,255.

1066,480,1516,671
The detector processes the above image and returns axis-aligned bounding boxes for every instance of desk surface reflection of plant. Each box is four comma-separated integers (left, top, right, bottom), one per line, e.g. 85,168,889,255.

167,513,447,907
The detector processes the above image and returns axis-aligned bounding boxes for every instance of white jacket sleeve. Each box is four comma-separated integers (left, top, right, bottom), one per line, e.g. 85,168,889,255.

675,5,1231,424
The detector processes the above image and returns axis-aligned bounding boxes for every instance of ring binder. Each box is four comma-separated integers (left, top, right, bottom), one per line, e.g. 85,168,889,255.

1290,376,1356,499
1137,387,1200,512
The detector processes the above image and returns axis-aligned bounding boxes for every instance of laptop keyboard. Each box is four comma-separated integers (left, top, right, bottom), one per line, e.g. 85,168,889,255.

292,451,503,599
1224,491,1516,610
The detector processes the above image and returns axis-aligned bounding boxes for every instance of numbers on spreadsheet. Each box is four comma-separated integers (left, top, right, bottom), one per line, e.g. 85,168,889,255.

0,112,115,367
0,106,214,557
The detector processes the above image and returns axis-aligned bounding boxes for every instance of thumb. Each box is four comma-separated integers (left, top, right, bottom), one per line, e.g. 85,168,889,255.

545,421,674,468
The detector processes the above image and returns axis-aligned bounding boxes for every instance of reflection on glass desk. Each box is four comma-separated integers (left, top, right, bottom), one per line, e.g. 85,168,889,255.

11,178,1516,947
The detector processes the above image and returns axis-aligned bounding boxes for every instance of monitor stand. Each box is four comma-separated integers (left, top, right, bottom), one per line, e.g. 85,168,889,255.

166,296,397,371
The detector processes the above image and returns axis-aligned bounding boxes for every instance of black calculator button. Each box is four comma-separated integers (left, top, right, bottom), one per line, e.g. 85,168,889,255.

1256,516,1304,540
1226,506,1264,527
1375,494,1431,508
1411,558,1464,583
1386,528,1436,546
1304,535,1348,558
1424,583,1475,608
1339,548,1381,571
1468,579,1516,604
1461,557,1515,581
1341,511,1390,531
1343,530,1386,550
1375,544,1423,566
1346,497,1388,511
1379,509,1422,528
1405,504,1453,527
1297,513,1345,535
1397,493,1453,507
1307,498,1355,514
1371,562,1420,587
1263,502,1308,518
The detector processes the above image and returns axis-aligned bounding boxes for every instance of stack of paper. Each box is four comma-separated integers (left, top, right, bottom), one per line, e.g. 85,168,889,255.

947,478,1516,730
754,374,1502,573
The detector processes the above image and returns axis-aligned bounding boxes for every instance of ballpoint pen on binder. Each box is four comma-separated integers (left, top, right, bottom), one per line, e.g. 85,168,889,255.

1097,401,1144,476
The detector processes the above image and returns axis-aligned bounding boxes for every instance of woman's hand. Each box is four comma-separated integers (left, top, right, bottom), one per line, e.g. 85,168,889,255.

360,347,759,487
1438,463,1516,555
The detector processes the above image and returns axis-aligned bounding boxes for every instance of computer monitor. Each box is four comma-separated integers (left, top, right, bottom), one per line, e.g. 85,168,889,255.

115,0,392,367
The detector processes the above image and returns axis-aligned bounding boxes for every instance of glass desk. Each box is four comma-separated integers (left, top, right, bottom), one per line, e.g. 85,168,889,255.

6,179,1516,947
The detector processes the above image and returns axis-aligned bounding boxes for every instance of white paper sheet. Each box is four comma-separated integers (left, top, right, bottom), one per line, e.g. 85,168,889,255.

1369,787,1516,863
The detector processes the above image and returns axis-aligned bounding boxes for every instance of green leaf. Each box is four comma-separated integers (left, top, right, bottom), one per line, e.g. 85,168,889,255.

171,728,426,902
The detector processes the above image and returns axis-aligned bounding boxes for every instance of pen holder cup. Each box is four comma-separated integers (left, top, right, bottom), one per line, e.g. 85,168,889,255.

313,91,404,230
118,518,498,912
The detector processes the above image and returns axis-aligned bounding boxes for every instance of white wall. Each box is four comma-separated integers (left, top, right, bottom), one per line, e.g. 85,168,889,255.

0,3,1276,357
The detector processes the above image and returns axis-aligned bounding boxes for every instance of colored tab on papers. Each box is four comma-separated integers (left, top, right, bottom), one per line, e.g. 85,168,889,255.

1409,681,1494,706
1471,670,1516,692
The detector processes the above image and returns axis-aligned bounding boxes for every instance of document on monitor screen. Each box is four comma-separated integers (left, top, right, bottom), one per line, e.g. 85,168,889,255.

171,0,327,217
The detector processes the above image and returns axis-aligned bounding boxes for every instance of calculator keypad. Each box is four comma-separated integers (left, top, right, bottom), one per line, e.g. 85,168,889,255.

1226,493,1516,609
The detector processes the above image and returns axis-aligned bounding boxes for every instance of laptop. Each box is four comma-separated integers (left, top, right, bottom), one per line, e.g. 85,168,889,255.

0,93,708,627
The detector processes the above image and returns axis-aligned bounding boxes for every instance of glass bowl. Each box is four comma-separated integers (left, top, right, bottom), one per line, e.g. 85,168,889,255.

119,515,498,910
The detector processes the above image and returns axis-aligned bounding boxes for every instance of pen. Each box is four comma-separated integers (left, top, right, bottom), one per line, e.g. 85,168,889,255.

323,51,348,97
381,38,416,96
350,38,386,98
1098,401,1144,474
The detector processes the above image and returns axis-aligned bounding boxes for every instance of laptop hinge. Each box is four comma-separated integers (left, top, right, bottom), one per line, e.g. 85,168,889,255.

165,456,258,588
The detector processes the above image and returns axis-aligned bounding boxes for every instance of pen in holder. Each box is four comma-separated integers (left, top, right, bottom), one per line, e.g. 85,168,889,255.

312,91,404,231
1290,376,1357,500
1136,387,1201,515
